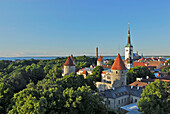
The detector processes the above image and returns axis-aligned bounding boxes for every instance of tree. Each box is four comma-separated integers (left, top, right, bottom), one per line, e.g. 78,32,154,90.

162,66,170,72
92,66,104,81
25,63,45,83
8,88,47,114
127,66,155,84
137,80,170,114
106,59,114,66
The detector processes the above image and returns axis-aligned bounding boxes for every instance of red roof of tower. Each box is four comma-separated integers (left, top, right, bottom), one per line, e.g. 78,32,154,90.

63,56,74,66
97,56,103,61
111,54,126,70
70,54,75,62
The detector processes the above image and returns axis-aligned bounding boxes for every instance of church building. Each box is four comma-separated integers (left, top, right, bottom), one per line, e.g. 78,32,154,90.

125,24,133,69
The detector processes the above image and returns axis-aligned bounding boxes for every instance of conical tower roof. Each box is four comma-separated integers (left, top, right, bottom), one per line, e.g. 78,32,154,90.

70,54,75,62
97,56,103,61
111,54,126,70
126,23,133,47
63,56,74,66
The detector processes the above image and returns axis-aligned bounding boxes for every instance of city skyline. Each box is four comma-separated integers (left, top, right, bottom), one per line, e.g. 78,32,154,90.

0,0,170,57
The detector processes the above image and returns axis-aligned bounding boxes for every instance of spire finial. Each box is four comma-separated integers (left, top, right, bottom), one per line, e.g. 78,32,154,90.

127,23,131,45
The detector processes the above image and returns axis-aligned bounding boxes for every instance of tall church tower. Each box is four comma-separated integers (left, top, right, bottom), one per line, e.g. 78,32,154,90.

111,54,126,88
125,24,133,69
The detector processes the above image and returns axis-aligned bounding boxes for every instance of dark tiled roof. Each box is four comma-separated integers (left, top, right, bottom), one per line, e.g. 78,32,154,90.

111,54,126,70
100,86,143,99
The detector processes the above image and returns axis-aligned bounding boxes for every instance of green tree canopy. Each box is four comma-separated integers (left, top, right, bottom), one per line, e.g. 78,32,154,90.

162,66,170,72
92,66,104,81
8,73,107,114
106,59,114,66
127,66,155,84
137,80,170,114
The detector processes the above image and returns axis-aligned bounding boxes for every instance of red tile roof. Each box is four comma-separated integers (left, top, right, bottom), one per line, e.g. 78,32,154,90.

70,54,75,62
63,56,74,66
129,81,148,87
97,56,103,61
102,71,106,74
82,70,88,74
111,54,126,70
148,61,162,69
133,62,146,67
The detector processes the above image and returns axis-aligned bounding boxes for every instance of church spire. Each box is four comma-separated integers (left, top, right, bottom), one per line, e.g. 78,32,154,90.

127,23,131,45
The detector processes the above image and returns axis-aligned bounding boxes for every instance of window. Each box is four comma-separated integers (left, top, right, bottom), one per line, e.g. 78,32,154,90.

121,99,123,103
131,98,133,103
135,99,137,102
118,100,120,104
124,98,126,102
116,71,118,74
108,100,110,104
122,71,123,73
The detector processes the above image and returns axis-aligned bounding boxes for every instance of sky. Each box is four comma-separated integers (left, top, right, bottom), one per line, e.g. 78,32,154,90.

0,0,170,57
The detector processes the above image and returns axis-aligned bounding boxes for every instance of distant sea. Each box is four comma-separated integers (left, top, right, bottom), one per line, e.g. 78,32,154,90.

0,56,169,61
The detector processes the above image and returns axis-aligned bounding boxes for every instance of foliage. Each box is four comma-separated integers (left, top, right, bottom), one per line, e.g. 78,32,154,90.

127,66,155,84
137,80,170,114
75,55,96,69
106,59,114,66
0,57,107,113
162,66,170,72
92,66,104,81
8,73,107,114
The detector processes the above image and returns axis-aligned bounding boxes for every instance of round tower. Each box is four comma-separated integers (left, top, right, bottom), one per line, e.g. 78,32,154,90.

63,56,75,76
111,54,126,88
97,56,104,66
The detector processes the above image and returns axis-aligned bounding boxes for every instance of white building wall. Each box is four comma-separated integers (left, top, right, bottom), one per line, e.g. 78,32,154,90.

64,66,75,76
125,46,133,60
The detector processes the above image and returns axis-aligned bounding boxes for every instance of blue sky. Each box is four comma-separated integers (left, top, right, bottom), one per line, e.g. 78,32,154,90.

0,0,170,57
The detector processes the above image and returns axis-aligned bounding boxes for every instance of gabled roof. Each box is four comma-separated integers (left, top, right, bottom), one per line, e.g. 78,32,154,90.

148,61,162,69
97,56,103,61
111,54,126,70
63,56,74,66
129,81,148,87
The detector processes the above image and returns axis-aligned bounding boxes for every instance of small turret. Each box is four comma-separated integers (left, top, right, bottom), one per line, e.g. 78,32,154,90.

97,56,104,66
70,54,75,65
63,56,75,76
